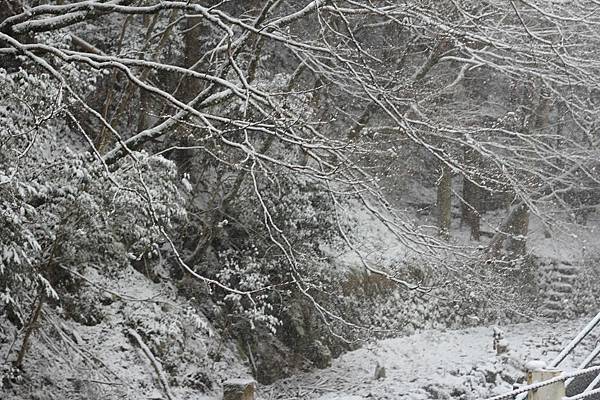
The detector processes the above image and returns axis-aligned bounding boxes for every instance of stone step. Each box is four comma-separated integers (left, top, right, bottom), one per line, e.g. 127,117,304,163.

539,264,558,272
543,300,565,311
542,309,561,319
546,291,562,301
539,260,575,271
555,264,579,275
546,273,578,283
551,282,573,293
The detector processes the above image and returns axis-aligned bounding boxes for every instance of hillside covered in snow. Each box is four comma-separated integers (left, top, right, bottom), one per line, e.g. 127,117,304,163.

2,1,600,399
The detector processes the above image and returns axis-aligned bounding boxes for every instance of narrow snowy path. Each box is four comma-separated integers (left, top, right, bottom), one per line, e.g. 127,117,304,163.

266,318,598,400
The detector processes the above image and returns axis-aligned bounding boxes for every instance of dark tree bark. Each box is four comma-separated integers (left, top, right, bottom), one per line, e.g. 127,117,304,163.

506,203,529,256
461,148,483,241
437,163,452,240
487,84,551,257
182,13,206,102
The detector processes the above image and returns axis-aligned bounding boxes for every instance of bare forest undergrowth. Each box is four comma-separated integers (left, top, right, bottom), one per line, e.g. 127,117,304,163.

1,208,599,400
2,0,600,399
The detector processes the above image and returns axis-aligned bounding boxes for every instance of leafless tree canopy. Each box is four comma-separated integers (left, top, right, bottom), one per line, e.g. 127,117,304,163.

1,0,600,335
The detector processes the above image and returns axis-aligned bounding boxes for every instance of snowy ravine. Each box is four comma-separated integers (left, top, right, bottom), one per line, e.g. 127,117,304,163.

264,317,598,400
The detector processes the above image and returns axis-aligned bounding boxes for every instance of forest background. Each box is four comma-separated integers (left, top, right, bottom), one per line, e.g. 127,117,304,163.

1,0,600,398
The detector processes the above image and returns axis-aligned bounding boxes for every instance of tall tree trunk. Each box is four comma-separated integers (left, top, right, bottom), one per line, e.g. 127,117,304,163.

505,86,549,253
488,202,529,257
182,13,205,102
437,163,452,240
461,148,483,241
506,203,529,256
173,5,215,175
488,84,551,257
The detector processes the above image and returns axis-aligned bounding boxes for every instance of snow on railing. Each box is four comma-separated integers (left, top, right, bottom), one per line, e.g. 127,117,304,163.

488,311,600,400
484,365,600,400
565,342,600,387
551,312,600,369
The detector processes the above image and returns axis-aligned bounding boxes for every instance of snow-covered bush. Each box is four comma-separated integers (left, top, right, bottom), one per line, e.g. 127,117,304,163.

206,173,338,333
0,67,185,327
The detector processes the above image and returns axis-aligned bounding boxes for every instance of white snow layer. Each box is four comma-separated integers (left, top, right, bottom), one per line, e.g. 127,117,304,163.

266,317,599,400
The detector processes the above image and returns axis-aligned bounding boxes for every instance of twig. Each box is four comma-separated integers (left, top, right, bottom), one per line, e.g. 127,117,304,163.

55,264,176,306
247,341,258,377
43,311,122,381
70,34,105,56
66,377,123,386
14,293,44,368
126,328,176,400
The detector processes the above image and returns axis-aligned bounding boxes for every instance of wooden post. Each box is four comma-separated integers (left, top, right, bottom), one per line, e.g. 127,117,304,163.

223,379,257,400
527,368,565,400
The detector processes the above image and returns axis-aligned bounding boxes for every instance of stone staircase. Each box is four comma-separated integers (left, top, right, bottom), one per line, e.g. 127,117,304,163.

539,260,580,320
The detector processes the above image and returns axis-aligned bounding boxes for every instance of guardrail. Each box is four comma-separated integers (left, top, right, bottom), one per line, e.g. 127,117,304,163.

485,365,600,400
485,311,600,400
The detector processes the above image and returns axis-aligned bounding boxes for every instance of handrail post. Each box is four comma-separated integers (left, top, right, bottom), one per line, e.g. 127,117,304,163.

527,368,565,400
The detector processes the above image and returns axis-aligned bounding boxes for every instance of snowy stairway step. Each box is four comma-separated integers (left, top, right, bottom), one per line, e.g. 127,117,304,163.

539,265,558,272
543,300,565,311
555,264,579,275
549,273,578,283
546,291,563,301
543,309,561,319
551,282,573,293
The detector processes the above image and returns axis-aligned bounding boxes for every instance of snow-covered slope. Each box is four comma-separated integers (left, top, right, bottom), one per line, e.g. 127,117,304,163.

267,317,599,400
0,266,252,400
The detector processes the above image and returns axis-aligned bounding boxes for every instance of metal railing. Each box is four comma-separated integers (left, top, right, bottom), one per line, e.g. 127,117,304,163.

486,311,600,400
486,365,600,400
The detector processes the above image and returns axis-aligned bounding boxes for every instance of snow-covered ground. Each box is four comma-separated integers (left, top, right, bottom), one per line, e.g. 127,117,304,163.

3,179,598,400
265,317,599,400
338,198,600,270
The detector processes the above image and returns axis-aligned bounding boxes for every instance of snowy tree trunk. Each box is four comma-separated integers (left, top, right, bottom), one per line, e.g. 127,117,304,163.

506,203,529,256
461,148,482,241
437,164,452,240
488,202,529,257
182,12,205,102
